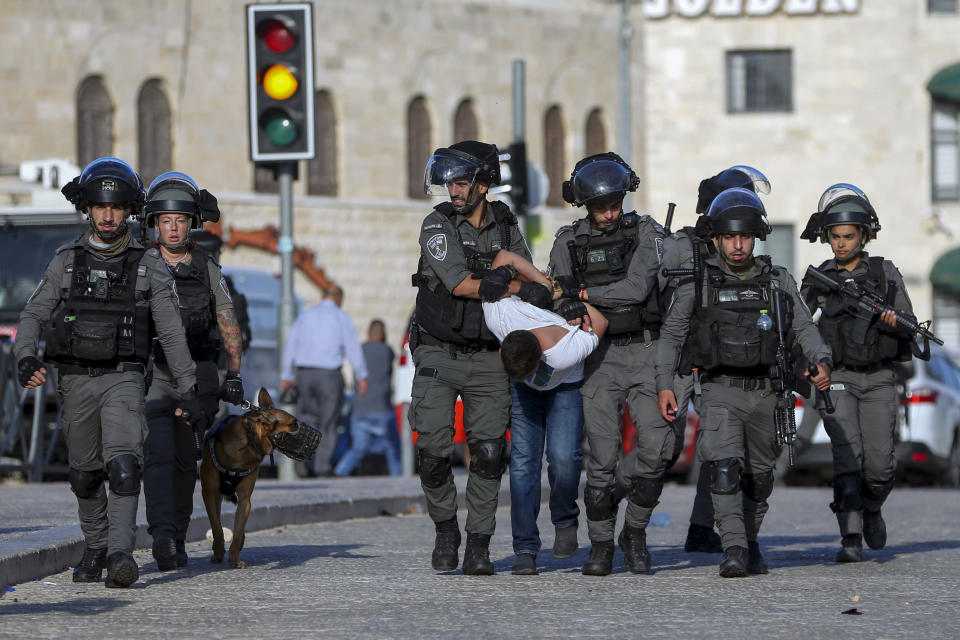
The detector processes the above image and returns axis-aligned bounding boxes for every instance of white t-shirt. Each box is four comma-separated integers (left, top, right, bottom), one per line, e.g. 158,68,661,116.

482,296,600,391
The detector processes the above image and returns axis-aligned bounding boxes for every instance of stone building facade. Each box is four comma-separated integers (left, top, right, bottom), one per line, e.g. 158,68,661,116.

2,0,960,353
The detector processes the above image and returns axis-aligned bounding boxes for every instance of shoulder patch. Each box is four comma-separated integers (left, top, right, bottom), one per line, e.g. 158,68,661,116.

426,233,448,261
654,236,664,263
422,223,443,231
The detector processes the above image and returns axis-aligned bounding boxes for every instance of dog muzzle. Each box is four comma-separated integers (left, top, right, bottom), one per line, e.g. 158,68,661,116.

269,421,322,461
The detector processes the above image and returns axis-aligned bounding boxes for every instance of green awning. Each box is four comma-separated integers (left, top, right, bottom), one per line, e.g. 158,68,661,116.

928,64,960,102
931,247,960,294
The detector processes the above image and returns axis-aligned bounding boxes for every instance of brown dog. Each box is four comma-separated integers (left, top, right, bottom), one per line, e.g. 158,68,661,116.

199,387,320,568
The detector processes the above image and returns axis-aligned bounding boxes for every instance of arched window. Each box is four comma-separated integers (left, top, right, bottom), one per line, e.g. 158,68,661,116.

407,96,431,199
77,76,113,167
585,108,607,157
137,79,171,187
307,90,337,196
453,98,478,143
544,105,566,206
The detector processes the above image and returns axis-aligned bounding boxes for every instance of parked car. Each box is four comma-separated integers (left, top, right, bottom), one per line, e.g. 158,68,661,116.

784,345,960,487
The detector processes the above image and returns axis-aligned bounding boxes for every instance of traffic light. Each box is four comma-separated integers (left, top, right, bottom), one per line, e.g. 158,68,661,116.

494,142,530,215
246,3,315,162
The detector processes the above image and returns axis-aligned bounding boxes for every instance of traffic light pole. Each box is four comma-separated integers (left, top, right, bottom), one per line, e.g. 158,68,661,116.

512,59,527,239
276,161,297,482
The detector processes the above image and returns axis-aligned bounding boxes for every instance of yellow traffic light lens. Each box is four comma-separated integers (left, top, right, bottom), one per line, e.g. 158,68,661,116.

262,64,298,100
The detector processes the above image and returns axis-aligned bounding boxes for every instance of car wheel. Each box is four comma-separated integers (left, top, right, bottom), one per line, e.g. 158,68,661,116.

941,431,960,488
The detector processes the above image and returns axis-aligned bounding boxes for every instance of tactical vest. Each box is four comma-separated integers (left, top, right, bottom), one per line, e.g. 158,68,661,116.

684,256,788,374
412,201,516,348
44,247,151,365
808,256,910,367
569,213,661,335
155,247,220,364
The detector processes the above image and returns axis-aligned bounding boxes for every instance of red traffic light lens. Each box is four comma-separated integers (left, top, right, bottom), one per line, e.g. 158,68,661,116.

261,19,295,54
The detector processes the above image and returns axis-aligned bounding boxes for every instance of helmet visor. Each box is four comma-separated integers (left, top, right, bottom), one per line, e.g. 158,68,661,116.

423,152,481,197
817,183,869,213
723,165,771,195
571,160,633,205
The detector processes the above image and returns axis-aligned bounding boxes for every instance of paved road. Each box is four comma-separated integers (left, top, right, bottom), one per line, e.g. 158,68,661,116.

2,484,959,639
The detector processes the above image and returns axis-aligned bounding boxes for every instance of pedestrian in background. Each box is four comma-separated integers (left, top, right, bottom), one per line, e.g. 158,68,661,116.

334,319,402,477
281,284,368,477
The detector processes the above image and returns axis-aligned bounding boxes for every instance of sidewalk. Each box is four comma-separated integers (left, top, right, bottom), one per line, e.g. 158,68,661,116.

1,473,462,589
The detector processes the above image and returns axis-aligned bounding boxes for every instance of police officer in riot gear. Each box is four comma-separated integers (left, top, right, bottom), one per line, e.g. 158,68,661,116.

141,171,245,571
799,183,917,563
411,140,533,575
548,153,667,576
656,188,832,577
15,158,204,588
662,165,772,555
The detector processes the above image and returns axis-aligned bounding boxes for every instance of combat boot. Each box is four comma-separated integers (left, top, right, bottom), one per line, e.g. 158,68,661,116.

836,534,863,563
104,552,139,588
618,525,651,573
581,541,615,576
718,546,749,578
175,539,188,568
72,547,107,583
431,517,461,571
461,533,494,575
552,524,578,559
511,553,537,576
863,509,887,550
747,541,768,575
684,523,723,553
152,537,177,571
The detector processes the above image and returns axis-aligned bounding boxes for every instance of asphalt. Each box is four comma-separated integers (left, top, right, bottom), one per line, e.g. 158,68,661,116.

0,473,447,590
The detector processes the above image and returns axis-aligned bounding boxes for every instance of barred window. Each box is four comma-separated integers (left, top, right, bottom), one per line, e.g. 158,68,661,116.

137,79,171,187
407,96,431,199
544,105,566,206
929,0,957,14
726,50,792,113
932,99,960,202
307,90,337,196
77,76,113,166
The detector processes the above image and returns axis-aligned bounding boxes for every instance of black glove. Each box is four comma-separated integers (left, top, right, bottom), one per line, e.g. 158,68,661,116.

554,275,581,299
221,371,244,405
474,265,517,302
177,388,213,432
17,356,45,388
558,299,588,322
518,282,553,309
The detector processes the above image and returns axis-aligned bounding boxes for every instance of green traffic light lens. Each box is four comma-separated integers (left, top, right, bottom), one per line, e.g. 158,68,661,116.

261,109,298,147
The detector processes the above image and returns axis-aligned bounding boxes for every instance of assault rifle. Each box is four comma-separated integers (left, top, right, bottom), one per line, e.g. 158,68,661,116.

769,284,799,466
804,265,943,348
660,232,705,309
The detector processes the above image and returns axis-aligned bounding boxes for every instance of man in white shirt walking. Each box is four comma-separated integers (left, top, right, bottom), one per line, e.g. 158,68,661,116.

281,284,368,476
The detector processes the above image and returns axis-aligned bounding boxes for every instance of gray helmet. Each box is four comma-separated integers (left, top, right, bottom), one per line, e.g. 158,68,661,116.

800,182,880,243
60,157,144,215
561,152,639,208
423,140,501,196
144,171,220,229
700,187,771,240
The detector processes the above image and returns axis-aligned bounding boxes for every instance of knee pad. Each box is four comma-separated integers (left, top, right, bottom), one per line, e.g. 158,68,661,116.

468,438,507,481
107,454,142,497
418,450,452,489
584,484,616,522
741,471,774,503
68,467,104,499
627,476,664,508
830,472,862,513
709,458,741,495
861,478,893,503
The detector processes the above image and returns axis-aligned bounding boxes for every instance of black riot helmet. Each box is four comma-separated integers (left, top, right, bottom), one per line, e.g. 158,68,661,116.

561,152,639,208
144,171,221,229
61,157,145,215
695,164,770,214
699,187,771,240
800,182,880,243
423,140,501,196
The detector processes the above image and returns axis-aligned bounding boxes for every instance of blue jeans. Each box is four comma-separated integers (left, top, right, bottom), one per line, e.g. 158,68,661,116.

509,380,584,556
333,411,402,477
